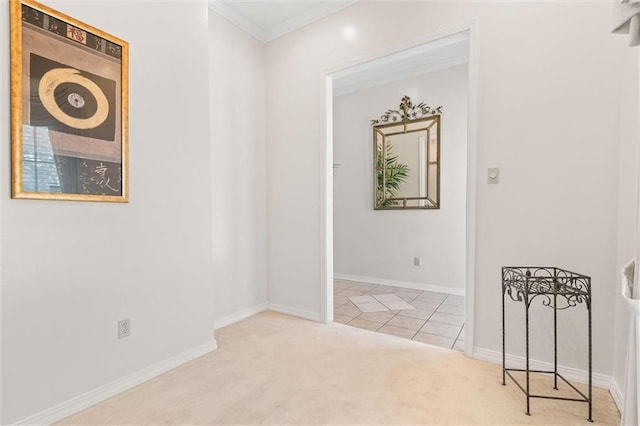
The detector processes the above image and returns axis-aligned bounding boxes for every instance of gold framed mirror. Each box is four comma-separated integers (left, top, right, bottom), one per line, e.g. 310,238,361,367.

372,96,441,210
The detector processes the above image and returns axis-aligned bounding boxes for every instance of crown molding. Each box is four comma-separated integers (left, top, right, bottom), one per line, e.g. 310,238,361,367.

208,1,266,41
208,1,357,43
263,1,356,42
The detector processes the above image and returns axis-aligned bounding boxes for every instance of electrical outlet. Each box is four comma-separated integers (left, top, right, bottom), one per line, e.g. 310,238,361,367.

414,257,422,266
118,318,131,339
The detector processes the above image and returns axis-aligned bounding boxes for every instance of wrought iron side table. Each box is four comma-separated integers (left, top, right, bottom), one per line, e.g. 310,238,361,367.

501,267,592,422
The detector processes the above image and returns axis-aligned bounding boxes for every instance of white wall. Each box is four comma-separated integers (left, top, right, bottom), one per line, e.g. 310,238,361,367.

265,1,633,376
0,1,215,423
612,49,639,397
208,10,268,326
333,65,467,291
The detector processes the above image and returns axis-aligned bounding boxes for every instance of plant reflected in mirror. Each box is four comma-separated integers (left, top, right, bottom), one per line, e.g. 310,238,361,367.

376,143,410,207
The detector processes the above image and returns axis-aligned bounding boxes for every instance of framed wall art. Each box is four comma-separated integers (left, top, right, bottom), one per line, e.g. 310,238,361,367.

10,0,129,202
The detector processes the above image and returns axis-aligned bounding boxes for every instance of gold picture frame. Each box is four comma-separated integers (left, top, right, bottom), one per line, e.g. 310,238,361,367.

10,0,129,202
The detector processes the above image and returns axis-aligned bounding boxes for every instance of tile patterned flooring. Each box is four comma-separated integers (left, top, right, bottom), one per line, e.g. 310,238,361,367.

334,279,465,351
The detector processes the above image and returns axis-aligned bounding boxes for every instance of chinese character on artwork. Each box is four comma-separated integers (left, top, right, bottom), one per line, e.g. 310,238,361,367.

91,162,119,193
66,25,86,44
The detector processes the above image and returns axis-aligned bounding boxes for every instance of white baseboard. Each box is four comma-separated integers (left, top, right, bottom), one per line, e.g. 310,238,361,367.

214,302,268,330
14,339,218,426
472,347,612,389
334,273,465,296
609,378,623,413
214,301,323,329
268,302,323,322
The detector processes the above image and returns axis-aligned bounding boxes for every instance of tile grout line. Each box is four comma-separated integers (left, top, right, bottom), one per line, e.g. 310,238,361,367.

425,296,462,347
450,323,466,349
409,295,459,343
385,290,446,338
387,288,428,337
355,287,425,334
334,282,466,349
397,292,447,340
350,289,403,332
369,289,406,331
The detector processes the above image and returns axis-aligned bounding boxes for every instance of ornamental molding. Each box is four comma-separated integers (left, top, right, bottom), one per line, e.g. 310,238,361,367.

370,96,442,126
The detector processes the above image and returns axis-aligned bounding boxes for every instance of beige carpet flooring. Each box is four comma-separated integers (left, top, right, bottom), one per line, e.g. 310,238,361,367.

60,311,620,425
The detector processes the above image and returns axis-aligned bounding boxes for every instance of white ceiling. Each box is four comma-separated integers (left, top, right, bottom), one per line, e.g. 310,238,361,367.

208,1,356,42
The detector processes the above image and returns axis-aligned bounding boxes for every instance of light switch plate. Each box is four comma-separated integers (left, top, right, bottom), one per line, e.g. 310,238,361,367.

488,168,499,184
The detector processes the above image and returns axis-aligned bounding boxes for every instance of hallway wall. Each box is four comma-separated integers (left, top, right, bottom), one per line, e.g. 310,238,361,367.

333,65,468,293
0,1,215,423
265,1,633,377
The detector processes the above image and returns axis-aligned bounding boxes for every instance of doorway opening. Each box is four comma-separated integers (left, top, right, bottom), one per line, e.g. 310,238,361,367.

321,23,478,355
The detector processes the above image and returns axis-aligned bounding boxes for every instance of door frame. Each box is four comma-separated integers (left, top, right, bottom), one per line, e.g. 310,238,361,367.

319,20,480,356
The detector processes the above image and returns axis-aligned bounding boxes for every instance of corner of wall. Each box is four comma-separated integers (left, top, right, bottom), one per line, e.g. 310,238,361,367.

208,8,270,325
612,43,640,404
610,377,624,414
